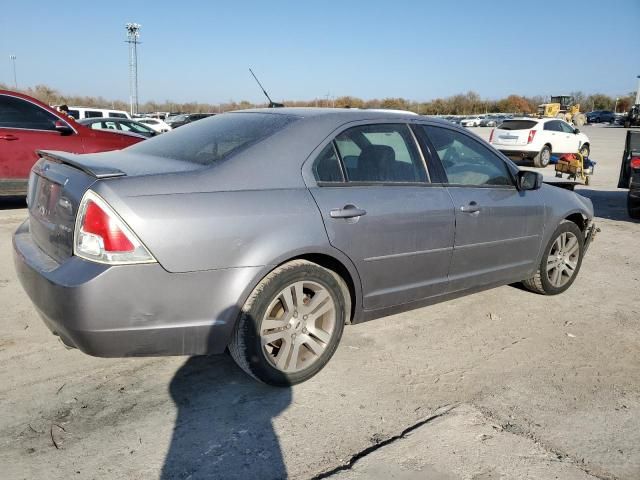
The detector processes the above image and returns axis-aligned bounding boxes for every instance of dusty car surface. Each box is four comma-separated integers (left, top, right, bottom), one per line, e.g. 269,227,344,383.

13,109,597,385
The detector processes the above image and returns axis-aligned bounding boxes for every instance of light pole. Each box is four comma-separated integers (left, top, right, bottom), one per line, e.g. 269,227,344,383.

9,55,17,89
125,23,141,116
636,75,640,106
614,97,619,113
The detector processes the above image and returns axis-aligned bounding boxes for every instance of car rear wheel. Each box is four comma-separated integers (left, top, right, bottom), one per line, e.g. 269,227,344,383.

534,145,552,168
628,184,640,219
522,221,584,295
229,260,348,386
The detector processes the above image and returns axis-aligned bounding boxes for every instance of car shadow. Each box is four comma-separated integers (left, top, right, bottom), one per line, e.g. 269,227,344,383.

575,188,639,223
0,196,27,210
162,308,292,480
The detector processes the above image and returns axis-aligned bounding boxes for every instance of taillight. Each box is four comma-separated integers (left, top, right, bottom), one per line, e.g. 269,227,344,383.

631,157,640,169
74,190,155,264
489,128,494,143
527,130,537,144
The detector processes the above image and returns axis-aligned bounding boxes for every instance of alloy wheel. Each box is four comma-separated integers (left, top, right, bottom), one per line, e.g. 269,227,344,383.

260,281,336,373
546,232,580,288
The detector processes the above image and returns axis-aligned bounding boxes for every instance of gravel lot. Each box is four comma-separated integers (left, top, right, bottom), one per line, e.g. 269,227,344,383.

1,125,638,480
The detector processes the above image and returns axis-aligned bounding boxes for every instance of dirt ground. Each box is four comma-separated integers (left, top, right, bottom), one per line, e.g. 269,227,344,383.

0,125,638,480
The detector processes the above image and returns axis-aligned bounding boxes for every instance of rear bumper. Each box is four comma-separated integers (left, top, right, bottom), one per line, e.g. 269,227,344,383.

13,219,263,357
496,147,536,160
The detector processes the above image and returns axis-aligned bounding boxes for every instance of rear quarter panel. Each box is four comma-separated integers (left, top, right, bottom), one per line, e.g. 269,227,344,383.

93,185,333,274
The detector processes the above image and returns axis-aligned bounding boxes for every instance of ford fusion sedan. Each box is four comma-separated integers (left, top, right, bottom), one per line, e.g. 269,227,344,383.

490,117,591,167
0,90,143,196
78,117,157,138
14,109,597,386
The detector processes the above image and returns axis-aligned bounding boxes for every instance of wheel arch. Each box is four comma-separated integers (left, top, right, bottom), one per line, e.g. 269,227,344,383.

235,248,363,328
564,211,589,231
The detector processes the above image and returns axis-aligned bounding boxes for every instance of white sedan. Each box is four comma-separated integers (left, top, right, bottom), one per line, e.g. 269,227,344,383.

490,117,590,168
137,118,172,133
460,116,483,127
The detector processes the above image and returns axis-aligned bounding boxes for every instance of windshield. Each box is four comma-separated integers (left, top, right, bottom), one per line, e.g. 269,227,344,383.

499,120,538,131
126,112,299,165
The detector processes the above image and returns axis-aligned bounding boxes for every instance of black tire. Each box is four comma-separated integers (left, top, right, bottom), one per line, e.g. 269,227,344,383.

534,145,552,168
579,144,590,159
229,260,348,386
628,191,640,220
522,221,584,295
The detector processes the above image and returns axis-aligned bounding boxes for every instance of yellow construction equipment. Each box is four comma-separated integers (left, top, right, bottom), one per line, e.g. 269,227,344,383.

537,95,586,127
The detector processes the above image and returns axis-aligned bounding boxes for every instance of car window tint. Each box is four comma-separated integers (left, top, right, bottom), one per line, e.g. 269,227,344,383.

559,122,575,133
68,110,80,119
0,95,58,130
85,111,103,118
543,121,557,132
110,112,127,118
423,126,513,187
313,143,344,182
127,112,299,165
334,124,427,183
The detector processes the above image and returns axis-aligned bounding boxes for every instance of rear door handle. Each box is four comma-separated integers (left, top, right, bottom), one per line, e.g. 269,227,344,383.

460,201,481,214
330,205,367,219
0,134,18,141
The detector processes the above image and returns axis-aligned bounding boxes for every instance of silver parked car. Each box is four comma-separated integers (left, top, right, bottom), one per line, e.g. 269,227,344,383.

14,109,597,386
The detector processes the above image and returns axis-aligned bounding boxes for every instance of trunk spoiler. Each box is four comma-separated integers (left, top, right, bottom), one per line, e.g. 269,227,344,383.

37,150,126,179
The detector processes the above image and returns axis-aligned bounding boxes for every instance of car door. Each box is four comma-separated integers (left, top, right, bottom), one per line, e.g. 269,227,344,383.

420,124,545,293
542,120,567,154
306,123,455,311
558,120,581,153
0,94,84,190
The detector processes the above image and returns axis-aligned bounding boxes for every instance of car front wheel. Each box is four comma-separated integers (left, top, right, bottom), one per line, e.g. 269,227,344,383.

229,260,348,386
522,221,584,295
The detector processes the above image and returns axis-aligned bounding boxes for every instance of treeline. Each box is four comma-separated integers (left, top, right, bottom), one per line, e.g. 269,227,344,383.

2,83,635,115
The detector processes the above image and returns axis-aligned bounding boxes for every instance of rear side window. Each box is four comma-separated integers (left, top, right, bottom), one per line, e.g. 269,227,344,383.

68,109,80,119
499,120,538,130
423,126,513,187
334,124,427,183
0,95,58,130
110,112,127,118
313,143,344,182
127,112,299,165
85,110,103,118
544,121,563,132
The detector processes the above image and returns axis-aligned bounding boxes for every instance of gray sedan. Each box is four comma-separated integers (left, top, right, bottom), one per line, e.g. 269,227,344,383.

13,109,597,386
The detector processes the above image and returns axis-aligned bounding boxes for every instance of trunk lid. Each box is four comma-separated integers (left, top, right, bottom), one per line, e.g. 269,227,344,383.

492,119,539,146
28,155,98,263
27,149,203,263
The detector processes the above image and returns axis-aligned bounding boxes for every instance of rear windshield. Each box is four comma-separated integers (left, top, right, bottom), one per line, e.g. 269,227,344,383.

127,112,298,165
499,120,538,130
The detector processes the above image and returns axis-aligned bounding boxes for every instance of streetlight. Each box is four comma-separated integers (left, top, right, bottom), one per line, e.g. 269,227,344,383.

9,55,17,89
614,97,619,113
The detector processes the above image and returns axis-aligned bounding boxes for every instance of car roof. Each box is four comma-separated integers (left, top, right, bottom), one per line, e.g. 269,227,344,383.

79,117,139,122
228,107,446,126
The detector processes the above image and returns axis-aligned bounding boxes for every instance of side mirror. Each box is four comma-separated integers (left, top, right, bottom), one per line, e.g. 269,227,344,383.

574,128,580,134
518,170,543,191
54,120,74,136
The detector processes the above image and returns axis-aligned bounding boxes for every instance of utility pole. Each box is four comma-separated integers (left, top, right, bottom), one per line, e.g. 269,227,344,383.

636,75,640,106
9,55,17,89
125,23,141,116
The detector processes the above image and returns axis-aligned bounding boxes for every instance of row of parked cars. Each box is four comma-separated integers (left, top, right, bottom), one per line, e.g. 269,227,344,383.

434,114,514,128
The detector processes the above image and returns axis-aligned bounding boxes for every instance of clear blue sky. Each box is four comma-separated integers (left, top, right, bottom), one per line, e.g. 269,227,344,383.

1,0,638,104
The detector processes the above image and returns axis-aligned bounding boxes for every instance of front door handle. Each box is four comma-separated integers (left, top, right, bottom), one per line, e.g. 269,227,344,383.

0,134,18,141
330,205,367,219
460,201,481,214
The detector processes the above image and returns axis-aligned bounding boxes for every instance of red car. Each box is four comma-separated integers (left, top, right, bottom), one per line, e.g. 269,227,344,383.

0,90,144,196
